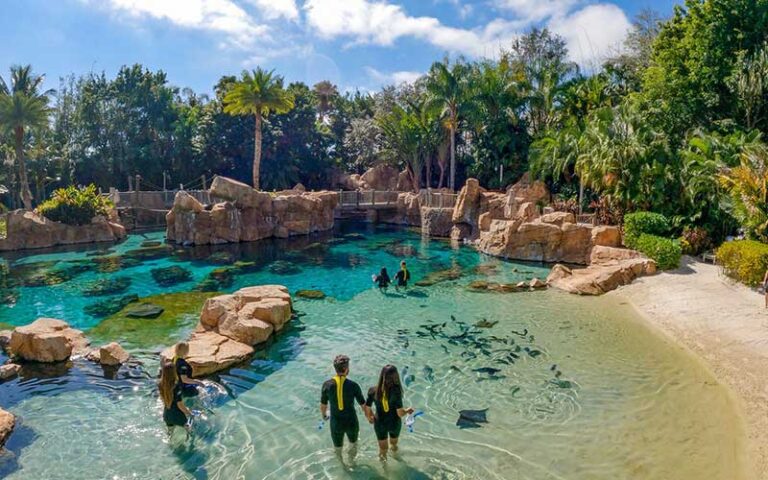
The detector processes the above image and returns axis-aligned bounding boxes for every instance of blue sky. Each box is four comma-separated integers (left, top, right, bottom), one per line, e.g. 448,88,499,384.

0,0,678,95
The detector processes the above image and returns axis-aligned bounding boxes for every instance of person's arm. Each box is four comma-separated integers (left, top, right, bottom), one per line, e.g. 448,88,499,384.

393,392,413,417
364,389,376,424
180,374,205,387
177,400,192,417
355,384,368,417
320,383,329,420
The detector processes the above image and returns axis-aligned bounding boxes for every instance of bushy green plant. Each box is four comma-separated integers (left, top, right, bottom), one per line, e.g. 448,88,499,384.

679,226,712,255
623,212,671,248
716,240,768,286
635,234,682,270
36,185,113,226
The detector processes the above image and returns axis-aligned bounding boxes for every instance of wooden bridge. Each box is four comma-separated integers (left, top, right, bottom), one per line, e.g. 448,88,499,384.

337,190,458,210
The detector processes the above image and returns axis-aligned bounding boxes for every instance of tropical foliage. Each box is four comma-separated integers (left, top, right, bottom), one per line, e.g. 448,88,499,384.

36,184,113,225
716,240,768,286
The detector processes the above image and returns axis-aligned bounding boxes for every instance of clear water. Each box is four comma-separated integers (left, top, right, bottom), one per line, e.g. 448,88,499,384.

0,224,747,479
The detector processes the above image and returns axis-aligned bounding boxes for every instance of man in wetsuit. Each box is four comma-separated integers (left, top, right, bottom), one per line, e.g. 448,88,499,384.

394,261,410,291
173,342,205,397
320,355,366,465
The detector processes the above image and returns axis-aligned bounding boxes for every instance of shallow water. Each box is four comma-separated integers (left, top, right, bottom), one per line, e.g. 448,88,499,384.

0,224,747,479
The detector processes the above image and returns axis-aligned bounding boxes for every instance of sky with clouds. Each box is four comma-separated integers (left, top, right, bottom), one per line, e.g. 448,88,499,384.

0,0,678,95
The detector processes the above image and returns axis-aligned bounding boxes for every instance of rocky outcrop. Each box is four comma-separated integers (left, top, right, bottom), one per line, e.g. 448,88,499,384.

162,285,292,376
0,363,20,380
451,178,483,239
360,164,401,191
8,318,89,363
547,246,657,295
379,192,422,226
0,408,14,449
506,172,549,207
0,210,125,252
87,342,130,366
166,176,339,245
421,207,454,237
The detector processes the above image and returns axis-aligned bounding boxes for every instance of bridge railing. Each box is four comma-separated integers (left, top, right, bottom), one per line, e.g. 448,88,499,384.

423,191,458,209
339,190,400,208
106,189,211,209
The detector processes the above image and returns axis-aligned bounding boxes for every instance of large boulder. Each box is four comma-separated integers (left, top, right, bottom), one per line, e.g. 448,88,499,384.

8,318,89,362
360,164,400,191
0,210,125,252
210,176,271,209
380,192,422,225
161,331,254,377
421,207,454,237
547,257,657,295
505,173,549,206
452,178,483,236
591,226,622,247
590,245,643,265
539,212,575,226
87,342,130,366
0,408,14,449
0,363,21,380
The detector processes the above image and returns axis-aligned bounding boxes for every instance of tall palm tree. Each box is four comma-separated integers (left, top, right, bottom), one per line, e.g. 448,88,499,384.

312,80,338,122
0,65,51,210
223,68,295,189
426,60,466,191
378,105,422,193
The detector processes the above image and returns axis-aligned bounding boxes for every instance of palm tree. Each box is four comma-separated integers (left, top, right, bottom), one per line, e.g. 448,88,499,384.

426,60,466,191
0,65,51,210
378,105,422,193
223,68,295,189
312,80,338,122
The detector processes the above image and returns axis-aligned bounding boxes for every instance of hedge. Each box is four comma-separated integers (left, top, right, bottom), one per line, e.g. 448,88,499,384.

623,212,671,249
635,233,682,270
36,185,113,226
716,240,768,287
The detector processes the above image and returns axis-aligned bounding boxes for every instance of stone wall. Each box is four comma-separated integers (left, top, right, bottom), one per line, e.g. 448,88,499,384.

0,210,126,252
166,176,339,246
421,207,453,237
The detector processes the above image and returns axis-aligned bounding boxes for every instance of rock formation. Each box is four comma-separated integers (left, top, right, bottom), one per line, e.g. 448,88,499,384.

166,176,339,245
0,363,20,380
87,342,130,366
0,210,125,252
421,207,454,237
547,247,657,295
0,408,14,449
8,318,89,363
161,285,293,376
378,191,423,226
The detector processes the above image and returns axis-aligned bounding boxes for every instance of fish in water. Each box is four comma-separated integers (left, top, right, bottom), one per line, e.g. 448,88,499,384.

441,345,450,355
456,408,489,429
524,347,543,358
477,375,506,382
472,367,502,375
511,328,528,338
550,364,557,371
510,386,521,396
404,374,416,386
422,366,435,382
450,314,457,322
550,379,573,389
449,365,462,373
474,319,498,328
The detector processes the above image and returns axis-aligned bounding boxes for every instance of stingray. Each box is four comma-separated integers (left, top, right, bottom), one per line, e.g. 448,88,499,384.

450,314,457,322
473,367,502,375
403,374,416,386
457,408,489,428
524,347,543,358
474,319,498,328
449,365,462,373
441,345,450,355
511,328,529,338
422,365,435,382
406,290,428,298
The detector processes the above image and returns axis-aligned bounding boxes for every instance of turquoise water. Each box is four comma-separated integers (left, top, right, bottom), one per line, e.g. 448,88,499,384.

0,224,747,479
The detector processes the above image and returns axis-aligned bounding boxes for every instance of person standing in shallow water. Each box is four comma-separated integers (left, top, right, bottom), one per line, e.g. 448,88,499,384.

373,267,391,291
159,360,192,431
173,342,205,397
364,365,414,461
320,355,367,465
394,261,410,291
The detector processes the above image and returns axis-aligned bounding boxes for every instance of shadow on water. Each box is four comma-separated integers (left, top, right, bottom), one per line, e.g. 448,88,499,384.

0,423,37,478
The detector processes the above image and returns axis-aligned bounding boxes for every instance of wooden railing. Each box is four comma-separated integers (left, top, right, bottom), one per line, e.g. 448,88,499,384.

338,190,400,209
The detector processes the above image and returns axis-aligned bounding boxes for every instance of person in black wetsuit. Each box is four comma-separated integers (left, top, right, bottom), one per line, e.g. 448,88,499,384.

173,342,204,397
373,267,391,291
159,360,192,432
364,364,414,461
394,261,410,291
320,355,366,465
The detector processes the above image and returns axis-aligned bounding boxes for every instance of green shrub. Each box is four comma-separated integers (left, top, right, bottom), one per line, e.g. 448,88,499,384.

635,234,682,270
623,212,671,248
679,226,712,256
716,240,768,286
36,185,113,226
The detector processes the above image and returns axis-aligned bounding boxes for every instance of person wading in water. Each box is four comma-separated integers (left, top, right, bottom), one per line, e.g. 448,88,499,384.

320,355,366,465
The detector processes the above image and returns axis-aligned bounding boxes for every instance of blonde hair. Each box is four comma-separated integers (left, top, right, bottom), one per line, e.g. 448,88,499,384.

158,361,178,408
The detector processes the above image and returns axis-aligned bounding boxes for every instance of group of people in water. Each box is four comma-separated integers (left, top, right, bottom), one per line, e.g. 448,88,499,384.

373,260,410,291
320,355,414,463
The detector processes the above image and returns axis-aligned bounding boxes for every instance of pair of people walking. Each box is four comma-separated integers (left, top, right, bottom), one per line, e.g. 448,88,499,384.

320,355,414,464
374,261,410,291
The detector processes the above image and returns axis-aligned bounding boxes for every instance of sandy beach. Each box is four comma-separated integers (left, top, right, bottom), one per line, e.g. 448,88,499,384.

611,257,768,479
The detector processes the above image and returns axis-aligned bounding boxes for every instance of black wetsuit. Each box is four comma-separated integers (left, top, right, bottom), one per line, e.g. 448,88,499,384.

163,384,188,427
174,357,199,397
375,273,391,289
394,268,410,287
366,386,403,440
321,376,366,448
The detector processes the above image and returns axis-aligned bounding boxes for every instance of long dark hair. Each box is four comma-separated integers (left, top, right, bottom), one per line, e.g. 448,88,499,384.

375,364,402,402
158,360,178,408
380,267,389,279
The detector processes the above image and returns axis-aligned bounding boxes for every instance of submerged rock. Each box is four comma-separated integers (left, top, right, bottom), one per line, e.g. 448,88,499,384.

140,240,163,248
0,363,21,380
8,318,89,362
151,266,192,287
0,408,15,449
87,342,130,366
82,277,131,296
84,294,139,318
414,267,462,287
207,251,237,265
268,260,302,275
295,289,326,300
124,303,165,319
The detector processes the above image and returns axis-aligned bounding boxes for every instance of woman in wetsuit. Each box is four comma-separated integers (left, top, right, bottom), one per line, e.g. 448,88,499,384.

364,364,414,461
173,342,204,397
373,267,391,291
159,360,192,431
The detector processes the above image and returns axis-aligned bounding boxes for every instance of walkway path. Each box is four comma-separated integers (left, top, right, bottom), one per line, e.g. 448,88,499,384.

611,257,768,479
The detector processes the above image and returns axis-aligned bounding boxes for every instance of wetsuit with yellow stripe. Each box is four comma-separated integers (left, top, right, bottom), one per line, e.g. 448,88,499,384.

366,386,404,440
321,375,366,448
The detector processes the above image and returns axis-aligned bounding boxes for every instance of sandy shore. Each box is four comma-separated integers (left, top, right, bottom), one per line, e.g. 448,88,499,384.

611,256,768,479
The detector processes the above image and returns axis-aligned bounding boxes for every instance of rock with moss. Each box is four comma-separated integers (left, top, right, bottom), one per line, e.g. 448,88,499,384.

207,251,236,265
296,289,326,300
92,255,142,273
123,245,172,261
82,277,131,296
84,294,139,318
124,303,165,318
414,267,462,287
268,260,302,275
140,240,163,248
88,291,218,349
151,266,192,287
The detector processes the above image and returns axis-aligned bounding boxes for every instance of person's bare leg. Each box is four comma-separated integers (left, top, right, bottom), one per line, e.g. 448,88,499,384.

334,446,345,466
389,436,399,456
347,442,358,465
377,439,389,461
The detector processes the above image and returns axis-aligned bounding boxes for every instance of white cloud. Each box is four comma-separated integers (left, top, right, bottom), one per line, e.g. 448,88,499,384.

548,4,631,67
495,0,579,23
247,0,299,20
100,0,268,47
365,66,423,85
